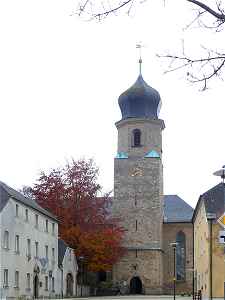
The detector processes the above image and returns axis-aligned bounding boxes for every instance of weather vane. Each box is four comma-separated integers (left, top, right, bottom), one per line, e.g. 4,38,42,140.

136,42,145,75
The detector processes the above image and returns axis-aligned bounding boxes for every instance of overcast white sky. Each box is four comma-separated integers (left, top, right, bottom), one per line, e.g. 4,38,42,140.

1,0,224,208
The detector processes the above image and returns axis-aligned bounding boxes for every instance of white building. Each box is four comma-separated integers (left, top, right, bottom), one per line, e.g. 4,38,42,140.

58,239,78,297
0,181,77,299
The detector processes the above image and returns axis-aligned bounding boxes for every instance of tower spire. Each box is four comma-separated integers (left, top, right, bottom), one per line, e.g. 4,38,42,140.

136,42,143,75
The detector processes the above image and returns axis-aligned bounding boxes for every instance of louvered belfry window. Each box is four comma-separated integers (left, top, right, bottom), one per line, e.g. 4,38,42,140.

132,129,141,147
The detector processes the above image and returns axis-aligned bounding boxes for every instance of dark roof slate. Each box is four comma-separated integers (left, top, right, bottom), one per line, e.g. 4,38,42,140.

58,239,68,266
163,195,194,223
196,183,225,220
0,181,57,221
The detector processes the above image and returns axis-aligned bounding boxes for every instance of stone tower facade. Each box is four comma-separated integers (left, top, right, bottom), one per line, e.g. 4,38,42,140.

113,74,165,294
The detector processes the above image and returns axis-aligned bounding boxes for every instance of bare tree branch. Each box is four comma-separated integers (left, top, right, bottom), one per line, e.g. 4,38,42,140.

158,50,225,90
187,0,225,20
78,0,135,19
76,0,225,88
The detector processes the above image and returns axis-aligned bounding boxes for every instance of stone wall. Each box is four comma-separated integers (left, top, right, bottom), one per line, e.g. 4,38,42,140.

113,249,163,294
113,117,164,294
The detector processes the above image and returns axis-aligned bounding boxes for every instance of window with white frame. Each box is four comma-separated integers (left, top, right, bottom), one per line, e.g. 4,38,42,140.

45,276,48,291
45,245,48,259
35,214,39,228
16,204,19,217
3,231,9,249
52,277,55,292
27,239,31,257
26,273,31,290
35,241,39,257
3,269,8,287
45,219,48,232
15,235,19,253
25,209,29,222
52,247,55,262
15,271,19,288
52,223,55,235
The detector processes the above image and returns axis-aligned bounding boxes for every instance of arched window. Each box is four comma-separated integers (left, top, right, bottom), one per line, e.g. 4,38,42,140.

132,129,141,147
176,231,186,281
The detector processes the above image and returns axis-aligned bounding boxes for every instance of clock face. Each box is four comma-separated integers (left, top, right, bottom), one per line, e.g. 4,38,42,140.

129,167,143,177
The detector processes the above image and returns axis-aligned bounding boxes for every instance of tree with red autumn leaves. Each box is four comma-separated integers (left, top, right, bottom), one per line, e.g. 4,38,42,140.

23,158,125,272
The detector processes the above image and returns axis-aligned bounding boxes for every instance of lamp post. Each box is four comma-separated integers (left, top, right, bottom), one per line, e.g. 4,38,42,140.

206,213,216,300
170,242,178,300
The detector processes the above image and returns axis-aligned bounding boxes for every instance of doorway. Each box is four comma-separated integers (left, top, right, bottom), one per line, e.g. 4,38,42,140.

130,276,142,294
66,273,74,296
34,274,39,299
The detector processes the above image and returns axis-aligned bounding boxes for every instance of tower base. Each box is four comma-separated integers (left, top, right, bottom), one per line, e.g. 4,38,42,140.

113,249,163,295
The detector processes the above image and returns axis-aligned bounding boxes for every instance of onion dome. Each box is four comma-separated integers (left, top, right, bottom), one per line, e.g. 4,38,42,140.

118,74,161,120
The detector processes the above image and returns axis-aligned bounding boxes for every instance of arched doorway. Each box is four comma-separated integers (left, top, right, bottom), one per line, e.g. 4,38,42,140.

34,275,39,299
130,276,142,294
66,273,74,296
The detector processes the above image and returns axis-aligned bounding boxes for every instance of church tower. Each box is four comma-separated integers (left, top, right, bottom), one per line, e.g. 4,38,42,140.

113,62,165,294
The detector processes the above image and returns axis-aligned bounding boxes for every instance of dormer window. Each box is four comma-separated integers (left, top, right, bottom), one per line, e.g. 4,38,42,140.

132,129,141,147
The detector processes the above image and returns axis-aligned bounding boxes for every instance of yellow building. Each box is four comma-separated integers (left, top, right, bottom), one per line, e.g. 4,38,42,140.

193,183,225,298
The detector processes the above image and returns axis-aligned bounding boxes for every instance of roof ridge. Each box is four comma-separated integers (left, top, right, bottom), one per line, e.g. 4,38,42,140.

0,181,58,221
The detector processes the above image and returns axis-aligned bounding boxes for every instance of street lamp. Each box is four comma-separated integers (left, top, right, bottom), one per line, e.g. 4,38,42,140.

213,166,225,183
206,213,216,300
170,242,178,300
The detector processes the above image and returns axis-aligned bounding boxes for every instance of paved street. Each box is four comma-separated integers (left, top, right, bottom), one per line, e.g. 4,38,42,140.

72,296,192,300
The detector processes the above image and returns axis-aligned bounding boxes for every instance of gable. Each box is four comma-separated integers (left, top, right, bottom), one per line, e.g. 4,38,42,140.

0,181,57,221
193,183,225,223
